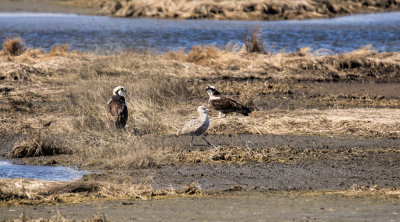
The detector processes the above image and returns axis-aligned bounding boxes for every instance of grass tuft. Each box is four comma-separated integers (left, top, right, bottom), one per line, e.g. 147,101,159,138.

1,38,25,56
43,181,100,195
244,29,266,54
10,131,70,158
178,182,202,195
49,44,70,56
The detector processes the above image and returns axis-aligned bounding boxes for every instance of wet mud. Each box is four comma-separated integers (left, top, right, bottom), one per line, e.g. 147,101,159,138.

82,133,400,192
1,193,399,221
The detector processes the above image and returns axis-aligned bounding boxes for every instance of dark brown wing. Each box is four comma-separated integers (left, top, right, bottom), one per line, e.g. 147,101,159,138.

106,96,128,128
209,96,251,116
117,105,128,128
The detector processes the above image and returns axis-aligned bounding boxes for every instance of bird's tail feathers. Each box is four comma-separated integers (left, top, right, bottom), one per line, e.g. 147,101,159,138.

240,106,252,116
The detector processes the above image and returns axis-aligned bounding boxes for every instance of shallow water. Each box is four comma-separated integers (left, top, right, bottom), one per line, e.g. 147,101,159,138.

0,160,88,181
0,12,399,53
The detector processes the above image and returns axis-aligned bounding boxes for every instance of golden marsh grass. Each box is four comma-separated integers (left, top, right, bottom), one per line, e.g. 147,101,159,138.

1,38,400,170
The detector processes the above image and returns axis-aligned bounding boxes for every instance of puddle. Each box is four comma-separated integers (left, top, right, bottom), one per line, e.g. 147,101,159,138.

0,160,88,181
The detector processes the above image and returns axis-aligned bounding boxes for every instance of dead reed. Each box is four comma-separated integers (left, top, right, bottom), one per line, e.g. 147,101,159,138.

0,178,204,205
1,38,25,56
244,29,266,54
49,44,70,56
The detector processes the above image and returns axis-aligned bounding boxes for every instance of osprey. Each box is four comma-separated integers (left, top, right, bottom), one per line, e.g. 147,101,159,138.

205,86,251,117
106,86,128,129
177,106,212,147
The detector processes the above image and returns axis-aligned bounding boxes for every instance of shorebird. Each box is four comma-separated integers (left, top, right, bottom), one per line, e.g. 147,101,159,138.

177,106,212,147
205,86,251,117
106,86,128,129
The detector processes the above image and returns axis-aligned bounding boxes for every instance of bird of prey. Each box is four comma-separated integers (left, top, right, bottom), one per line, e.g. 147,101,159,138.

106,86,128,129
177,106,212,147
205,86,251,117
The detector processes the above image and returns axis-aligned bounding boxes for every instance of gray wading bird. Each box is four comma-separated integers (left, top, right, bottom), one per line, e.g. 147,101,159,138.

177,106,212,146
106,86,128,129
205,86,251,117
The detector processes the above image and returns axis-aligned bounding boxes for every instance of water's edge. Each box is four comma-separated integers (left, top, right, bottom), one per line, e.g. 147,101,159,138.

1,12,399,53
0,160,88,181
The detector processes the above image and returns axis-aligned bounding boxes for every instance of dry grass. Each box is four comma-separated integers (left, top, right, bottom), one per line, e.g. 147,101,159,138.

0,178,203,206
162,144,400,165
1,38,25,56
208,108,400,138
163,42,400,82
10,130,70,158
244,29,266,54
98,0,400,20
1,176,398,206
1,38,400,171
49,44,70,56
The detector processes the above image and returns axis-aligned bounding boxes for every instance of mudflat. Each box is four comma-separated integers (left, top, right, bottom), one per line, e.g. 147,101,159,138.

1,193,400,221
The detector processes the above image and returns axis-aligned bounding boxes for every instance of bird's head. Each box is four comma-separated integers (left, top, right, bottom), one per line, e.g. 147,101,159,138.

197,106,209,114
113,86,127,97
205,85,220,96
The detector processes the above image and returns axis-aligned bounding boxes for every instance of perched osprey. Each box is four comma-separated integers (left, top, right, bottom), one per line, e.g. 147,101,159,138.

106,86,128,129
205,86,251,117
177,106,212,147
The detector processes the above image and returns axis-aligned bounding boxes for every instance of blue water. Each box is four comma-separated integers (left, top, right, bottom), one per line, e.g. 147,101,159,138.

0,160,88,181
0,12,399,53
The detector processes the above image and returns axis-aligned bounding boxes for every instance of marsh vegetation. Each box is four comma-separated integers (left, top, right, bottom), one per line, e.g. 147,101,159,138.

1,35,400,212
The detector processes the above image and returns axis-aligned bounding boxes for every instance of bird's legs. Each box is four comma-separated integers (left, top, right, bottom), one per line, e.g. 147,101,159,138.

190,135,194,147
218,112,227,118
201,135,213,146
